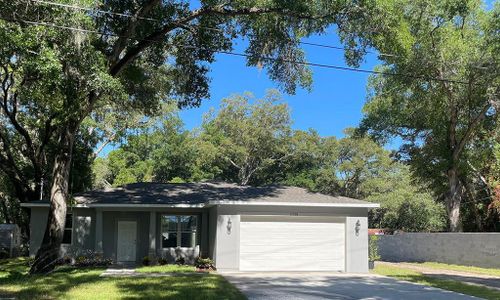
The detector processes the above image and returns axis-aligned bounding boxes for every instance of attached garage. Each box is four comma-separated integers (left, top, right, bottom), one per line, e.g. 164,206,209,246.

239,216,345,271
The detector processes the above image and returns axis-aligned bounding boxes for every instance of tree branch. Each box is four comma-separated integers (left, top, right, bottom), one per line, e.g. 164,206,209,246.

108,0,161,67
0,70,39,171
93,132,115,158
109,5,337,76
454,102,491,161
227,157,241,170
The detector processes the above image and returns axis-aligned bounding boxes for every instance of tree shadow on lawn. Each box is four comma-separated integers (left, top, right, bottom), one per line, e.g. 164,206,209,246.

115,274,246,300
0,261,106,300
388,273,500,300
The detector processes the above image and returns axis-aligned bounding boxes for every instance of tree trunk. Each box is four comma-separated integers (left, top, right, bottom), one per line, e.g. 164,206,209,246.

29,127,75,274
0,196,11,223
446,167,462,232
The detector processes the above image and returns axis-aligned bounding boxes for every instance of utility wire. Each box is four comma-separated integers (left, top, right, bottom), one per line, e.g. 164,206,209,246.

0,15,473,85
29,0,397,58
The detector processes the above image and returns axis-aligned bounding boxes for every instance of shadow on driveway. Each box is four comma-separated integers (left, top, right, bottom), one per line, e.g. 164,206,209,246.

221,272,478,300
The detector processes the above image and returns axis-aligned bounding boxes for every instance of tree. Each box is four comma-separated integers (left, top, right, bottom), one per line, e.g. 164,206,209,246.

278,130,445,232
201,91,292,185
98,110,198,185
365,165,446,232
359,0,499,231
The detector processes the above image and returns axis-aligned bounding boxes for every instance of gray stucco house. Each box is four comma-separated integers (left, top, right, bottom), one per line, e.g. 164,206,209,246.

22,182,379,272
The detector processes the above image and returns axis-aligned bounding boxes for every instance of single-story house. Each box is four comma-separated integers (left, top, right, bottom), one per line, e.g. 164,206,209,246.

22,182,379,272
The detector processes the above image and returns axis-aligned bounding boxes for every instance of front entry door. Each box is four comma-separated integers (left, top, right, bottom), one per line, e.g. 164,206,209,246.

117,221,137,262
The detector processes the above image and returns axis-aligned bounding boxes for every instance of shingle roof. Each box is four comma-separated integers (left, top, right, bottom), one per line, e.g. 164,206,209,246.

70,182,376,207
23,182,378,208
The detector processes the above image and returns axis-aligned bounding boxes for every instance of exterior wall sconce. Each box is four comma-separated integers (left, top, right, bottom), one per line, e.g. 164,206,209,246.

226,217,232,235
355,220,361,236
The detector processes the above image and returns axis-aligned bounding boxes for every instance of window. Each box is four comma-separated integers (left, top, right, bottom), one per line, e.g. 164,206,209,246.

62,213,73,244
161,215,198,248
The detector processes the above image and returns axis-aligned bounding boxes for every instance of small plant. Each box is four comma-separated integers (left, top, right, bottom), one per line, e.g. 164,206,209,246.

175,256,185,265
157,257,168,265
142,256,151,266
195,257,216,271
369,235,381,262
73,252,112,267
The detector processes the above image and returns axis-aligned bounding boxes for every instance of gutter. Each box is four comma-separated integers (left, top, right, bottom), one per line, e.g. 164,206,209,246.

21,201,380,209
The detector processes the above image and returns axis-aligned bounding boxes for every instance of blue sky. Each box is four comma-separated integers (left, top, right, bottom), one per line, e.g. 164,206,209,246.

179,30,380,138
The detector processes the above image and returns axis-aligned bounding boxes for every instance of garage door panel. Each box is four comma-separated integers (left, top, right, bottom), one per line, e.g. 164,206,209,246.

240,260,344,271
239,217,345,271
241,237,344,246
240,245,344,255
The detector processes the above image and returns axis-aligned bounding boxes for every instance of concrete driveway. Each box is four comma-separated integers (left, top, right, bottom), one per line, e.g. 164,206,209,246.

221,272,478,300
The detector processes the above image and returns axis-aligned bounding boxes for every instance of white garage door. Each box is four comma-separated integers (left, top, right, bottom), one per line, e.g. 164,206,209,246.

239,216,345,271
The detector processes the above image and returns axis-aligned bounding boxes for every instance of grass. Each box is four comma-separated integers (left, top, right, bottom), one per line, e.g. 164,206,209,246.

373,263,500,300
136,264,196,273
0,258,245,300
407,261,500,277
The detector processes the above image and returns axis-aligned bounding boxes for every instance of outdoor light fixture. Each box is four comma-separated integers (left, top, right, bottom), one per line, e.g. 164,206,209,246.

355,220,361,236
227,218,232,235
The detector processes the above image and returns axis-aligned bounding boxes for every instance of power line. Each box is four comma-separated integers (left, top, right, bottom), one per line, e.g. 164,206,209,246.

30,0,397,58
0,15,473,85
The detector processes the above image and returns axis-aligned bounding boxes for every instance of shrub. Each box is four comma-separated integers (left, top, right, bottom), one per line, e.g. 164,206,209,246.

74,252,112,267
157,257,168,265
369,235,381,262
195,257,216,270
142,256,151,266
175,256,185,265
0,247,9,259
25,257,35,266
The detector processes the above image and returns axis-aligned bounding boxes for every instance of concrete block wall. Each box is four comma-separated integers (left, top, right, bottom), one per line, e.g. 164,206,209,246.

378,233,500,268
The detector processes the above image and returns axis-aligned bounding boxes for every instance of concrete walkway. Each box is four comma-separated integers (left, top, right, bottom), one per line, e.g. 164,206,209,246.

222,272,478,300
379,262,500,291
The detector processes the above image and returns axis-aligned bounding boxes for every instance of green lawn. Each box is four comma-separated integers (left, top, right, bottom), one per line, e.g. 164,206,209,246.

136,264,196,273
373,263,500,300
0,258,245,300
406,262,500,277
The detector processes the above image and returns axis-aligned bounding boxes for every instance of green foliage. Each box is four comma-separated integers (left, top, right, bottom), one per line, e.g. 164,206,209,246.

195,257,216,270
157,257,168,266
368,235,381,262
93,110,199,185
200,90,292,185
366,165,446,232
142,256,151,266
73,253,112,268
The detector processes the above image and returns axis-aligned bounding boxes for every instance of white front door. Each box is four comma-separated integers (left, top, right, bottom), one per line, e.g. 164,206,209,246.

240,216,345,271
117,221,137,262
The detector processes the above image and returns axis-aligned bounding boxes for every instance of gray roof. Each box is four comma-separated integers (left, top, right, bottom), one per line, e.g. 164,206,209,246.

24,182,378,208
